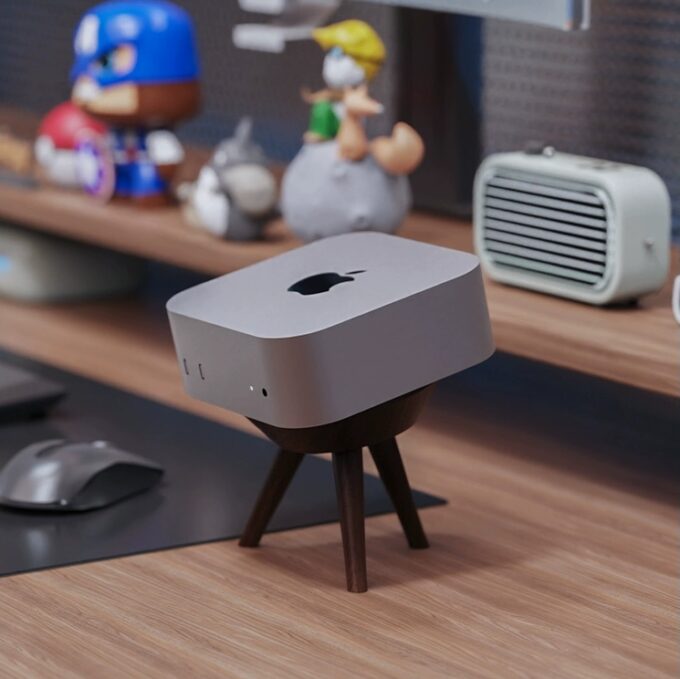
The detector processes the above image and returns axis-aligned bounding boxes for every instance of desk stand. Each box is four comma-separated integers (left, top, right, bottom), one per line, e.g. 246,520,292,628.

240,386,433,593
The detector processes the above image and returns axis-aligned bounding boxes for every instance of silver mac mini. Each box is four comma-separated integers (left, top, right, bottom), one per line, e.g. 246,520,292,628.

167,231,494,592
167,232,494,430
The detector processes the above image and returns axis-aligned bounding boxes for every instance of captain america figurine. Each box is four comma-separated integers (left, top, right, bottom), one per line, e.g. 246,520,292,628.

70,1,200,204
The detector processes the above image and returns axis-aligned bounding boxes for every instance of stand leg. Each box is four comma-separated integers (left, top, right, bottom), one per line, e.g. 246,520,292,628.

369,438,429,549
239,449,304,548
332,449,368,593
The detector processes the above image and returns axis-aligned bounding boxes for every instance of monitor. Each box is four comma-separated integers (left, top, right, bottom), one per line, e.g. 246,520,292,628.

365,0,590,30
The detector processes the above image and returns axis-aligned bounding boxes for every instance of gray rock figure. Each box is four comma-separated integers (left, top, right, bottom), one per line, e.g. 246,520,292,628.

179,118,278,241
282,84,423,242
281,140,412,242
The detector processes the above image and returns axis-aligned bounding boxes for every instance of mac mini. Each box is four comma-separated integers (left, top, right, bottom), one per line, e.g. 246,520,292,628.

167,232,494,430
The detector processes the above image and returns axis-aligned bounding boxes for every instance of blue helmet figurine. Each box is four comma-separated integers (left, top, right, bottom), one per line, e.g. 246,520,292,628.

71,0,200,125
70,1,200,204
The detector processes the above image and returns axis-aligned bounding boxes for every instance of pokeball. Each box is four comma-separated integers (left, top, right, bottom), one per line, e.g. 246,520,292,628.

34,102,107,188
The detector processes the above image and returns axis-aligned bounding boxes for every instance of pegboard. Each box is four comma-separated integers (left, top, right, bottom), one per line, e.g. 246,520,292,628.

0,1,399,162
483,0,680,241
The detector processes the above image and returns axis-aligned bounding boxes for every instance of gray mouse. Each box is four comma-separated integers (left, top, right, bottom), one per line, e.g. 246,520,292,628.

0,439,163,512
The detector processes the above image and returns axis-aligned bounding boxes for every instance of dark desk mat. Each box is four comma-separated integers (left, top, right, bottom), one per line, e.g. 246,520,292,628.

0,351,444,578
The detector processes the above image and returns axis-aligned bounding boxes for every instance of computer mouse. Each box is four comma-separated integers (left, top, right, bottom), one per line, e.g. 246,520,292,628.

0,439,163,511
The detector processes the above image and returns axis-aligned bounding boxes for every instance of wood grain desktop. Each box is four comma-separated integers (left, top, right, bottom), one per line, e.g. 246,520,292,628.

0,279,676,678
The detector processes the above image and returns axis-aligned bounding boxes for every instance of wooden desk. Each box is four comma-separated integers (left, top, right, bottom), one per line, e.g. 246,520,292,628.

0,280,676,678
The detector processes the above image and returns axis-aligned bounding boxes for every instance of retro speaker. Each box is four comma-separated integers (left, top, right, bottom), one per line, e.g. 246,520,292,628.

473,148,671,305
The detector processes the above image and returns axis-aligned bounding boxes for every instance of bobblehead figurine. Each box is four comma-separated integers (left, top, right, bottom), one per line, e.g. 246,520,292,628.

70,1,200,204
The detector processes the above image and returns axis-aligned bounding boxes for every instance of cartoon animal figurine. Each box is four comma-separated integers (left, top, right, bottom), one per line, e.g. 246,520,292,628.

337,84,424,174
34,102,107,188
281,21,425,242
70,0,200,205
178,118,278,241
302,19,385,143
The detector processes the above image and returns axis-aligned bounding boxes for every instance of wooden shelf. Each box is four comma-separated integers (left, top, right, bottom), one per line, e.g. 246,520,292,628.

0,178,677,398
0,98,677,398
0,181,297,273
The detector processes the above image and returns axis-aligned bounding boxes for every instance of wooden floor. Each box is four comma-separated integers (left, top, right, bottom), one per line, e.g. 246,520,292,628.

0,273,677,678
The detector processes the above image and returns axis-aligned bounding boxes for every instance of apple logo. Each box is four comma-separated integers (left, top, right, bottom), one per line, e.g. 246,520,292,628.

288,270,365,296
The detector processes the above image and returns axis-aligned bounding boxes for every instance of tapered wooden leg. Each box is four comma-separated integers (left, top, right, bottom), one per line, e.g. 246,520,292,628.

332,449,367,593
239,449,304,547
369,438,429,549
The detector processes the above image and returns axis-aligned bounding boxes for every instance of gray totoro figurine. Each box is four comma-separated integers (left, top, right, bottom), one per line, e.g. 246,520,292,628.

179,118,278,241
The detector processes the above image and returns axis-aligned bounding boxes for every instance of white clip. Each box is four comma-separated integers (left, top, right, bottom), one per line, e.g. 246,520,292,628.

233,0,339,52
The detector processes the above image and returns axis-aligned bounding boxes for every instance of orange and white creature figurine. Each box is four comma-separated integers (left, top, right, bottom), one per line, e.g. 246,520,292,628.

337,84,424,174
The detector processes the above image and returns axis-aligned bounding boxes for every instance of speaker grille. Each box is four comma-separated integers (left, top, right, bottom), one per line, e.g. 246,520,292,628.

481,170,611,287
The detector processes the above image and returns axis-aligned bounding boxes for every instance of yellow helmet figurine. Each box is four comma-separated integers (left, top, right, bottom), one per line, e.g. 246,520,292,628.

313,20,386,82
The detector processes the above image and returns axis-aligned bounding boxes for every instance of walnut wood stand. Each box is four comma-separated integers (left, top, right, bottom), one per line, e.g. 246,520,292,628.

239,386,434,593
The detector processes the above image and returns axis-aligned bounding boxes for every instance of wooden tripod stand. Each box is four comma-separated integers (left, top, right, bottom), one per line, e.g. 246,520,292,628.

239,386,433,593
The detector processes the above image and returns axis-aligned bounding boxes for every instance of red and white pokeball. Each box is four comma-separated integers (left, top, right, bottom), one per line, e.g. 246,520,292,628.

34,102,107,189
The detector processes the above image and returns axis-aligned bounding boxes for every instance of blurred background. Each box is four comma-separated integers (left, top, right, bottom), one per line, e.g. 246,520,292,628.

0,0,678,239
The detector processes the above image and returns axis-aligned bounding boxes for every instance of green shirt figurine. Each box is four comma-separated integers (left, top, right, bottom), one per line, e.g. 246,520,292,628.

308,99,340,141
302,21,386,145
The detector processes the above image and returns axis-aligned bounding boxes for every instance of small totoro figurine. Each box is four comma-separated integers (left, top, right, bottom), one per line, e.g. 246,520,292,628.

179,118,278,240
